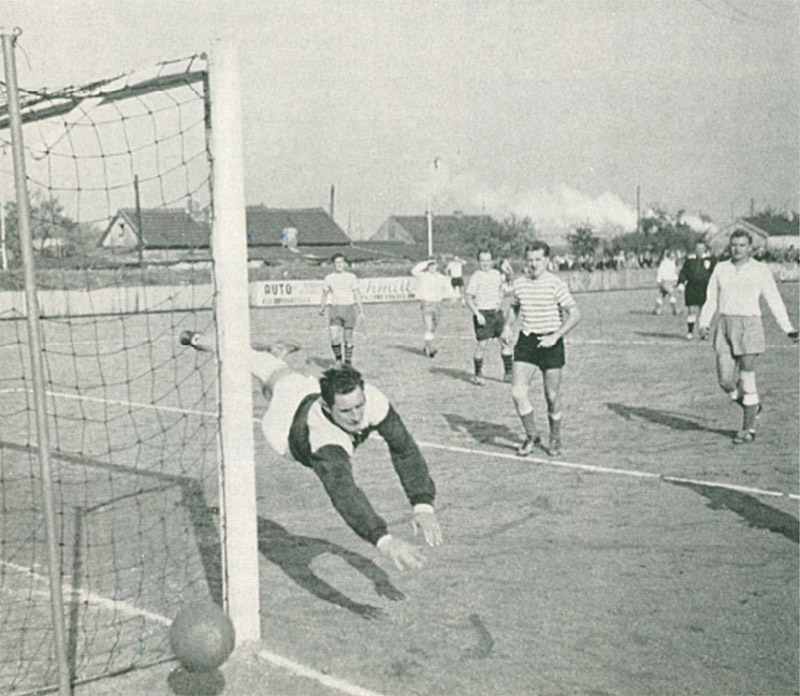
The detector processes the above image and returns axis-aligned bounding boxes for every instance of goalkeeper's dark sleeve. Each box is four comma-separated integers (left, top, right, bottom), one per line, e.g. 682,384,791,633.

375,405,435,507
310,445,388,545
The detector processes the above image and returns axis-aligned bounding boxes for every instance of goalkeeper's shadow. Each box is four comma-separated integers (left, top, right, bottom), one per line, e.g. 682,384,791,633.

256,517,404,620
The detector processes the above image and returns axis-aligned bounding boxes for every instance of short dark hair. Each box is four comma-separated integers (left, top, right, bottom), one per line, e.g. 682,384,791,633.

476,249,492,260
319,366,364,407
525,241,551,258
331,252,347,263
730,229,752,244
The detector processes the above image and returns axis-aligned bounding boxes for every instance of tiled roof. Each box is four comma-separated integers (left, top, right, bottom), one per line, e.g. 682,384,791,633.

742,215,799,238
116,208,210,248
246,206,350,246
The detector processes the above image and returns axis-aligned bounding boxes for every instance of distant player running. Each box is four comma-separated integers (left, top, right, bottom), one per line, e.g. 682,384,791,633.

698,229,798,444
654,250,679,315
465,249,514,385
180,331,443,569
503,242,581,457
411,258,451,357
320,253,364,367
445,255,466,303
678,240,715,340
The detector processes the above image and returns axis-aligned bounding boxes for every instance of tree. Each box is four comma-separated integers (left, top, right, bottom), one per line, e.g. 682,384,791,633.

567,224,600,258
2,191,81,266
462,214,538,259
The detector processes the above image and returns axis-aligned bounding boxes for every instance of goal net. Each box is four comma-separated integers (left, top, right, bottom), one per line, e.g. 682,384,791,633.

0,48,250,692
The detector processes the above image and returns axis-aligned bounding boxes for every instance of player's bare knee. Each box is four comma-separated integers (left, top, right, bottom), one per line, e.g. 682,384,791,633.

510,383,529,406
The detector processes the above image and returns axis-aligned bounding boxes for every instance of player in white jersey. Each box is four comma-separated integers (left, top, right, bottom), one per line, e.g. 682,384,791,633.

411,258,451,357
654,250,679,315
698,230,798,443
502,242,581,457
445,255,466,303
320,253,364,367
465,249,514,385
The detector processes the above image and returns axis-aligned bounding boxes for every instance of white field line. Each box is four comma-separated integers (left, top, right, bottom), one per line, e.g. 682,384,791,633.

2,387,797,502
1,564,389,696
1,333,796,350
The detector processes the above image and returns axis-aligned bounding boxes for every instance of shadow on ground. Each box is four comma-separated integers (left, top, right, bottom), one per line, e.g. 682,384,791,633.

634,331,685,341
443,413,519,449
256,517,404,620
390,344,427,357
606,403,735,438
670,481,799,543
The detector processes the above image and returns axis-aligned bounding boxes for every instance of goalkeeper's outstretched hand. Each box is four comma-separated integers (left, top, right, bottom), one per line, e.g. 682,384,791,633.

377,535,426,571
411,504,443,547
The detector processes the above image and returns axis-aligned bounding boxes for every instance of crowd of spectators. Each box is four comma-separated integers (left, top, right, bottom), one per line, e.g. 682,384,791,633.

551,244,799,273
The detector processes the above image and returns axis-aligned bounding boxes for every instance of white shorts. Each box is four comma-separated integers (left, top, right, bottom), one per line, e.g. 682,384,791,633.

261,373,319,457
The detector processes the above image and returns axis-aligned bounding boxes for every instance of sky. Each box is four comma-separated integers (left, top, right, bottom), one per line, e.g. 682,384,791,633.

2,0,798,239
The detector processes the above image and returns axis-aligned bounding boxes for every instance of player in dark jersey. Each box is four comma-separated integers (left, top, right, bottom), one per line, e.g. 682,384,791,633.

180,331,443,570
678,241,715,340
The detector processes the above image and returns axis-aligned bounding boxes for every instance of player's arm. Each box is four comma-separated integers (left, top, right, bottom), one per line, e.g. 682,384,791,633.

410,261,428,278
464,279,483,322
760,265,796,337
319,282,331,315
310,445,389,544
310,444,429,570
539,301,581,348
375,406,442,548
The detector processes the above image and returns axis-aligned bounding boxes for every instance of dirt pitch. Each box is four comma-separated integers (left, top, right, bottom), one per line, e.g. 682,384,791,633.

68,284,799,696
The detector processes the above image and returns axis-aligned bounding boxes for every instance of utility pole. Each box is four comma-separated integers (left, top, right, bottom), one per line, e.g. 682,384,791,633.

329,184,335,221
636,185,641,234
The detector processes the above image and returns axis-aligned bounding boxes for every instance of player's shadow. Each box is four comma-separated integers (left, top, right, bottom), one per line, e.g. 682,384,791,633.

670,481,799,543
606,403,736,438
307,356,339,370
256,517,404,620
390,344,427,357
443,413,518,450
634,331,685,341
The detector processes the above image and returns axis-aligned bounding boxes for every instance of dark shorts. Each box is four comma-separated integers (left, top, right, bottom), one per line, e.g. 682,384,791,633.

513,332,565,369
684,286,708,308
450,277,464,289
473,309,505,341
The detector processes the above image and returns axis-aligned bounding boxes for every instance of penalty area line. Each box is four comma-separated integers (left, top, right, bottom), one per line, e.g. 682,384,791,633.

417,440,800,501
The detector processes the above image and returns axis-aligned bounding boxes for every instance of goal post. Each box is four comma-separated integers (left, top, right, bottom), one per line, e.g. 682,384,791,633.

207,37,261,643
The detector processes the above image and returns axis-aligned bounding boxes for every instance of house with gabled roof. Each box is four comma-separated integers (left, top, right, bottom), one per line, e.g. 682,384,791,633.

99,208,209,251
710,213,800,255
99,205,387,264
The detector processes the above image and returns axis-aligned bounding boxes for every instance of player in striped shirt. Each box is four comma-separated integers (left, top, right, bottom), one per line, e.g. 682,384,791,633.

465,249,514,385
502,242,581,457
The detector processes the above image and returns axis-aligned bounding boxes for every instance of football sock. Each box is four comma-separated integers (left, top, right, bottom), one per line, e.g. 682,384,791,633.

520,410,537,439
331,343,342,362
473,358,483,376
501,353,513,376
548,412,562,440
344,344,354,366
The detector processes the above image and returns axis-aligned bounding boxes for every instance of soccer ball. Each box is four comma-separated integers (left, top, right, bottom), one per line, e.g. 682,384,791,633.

169,602,236,672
